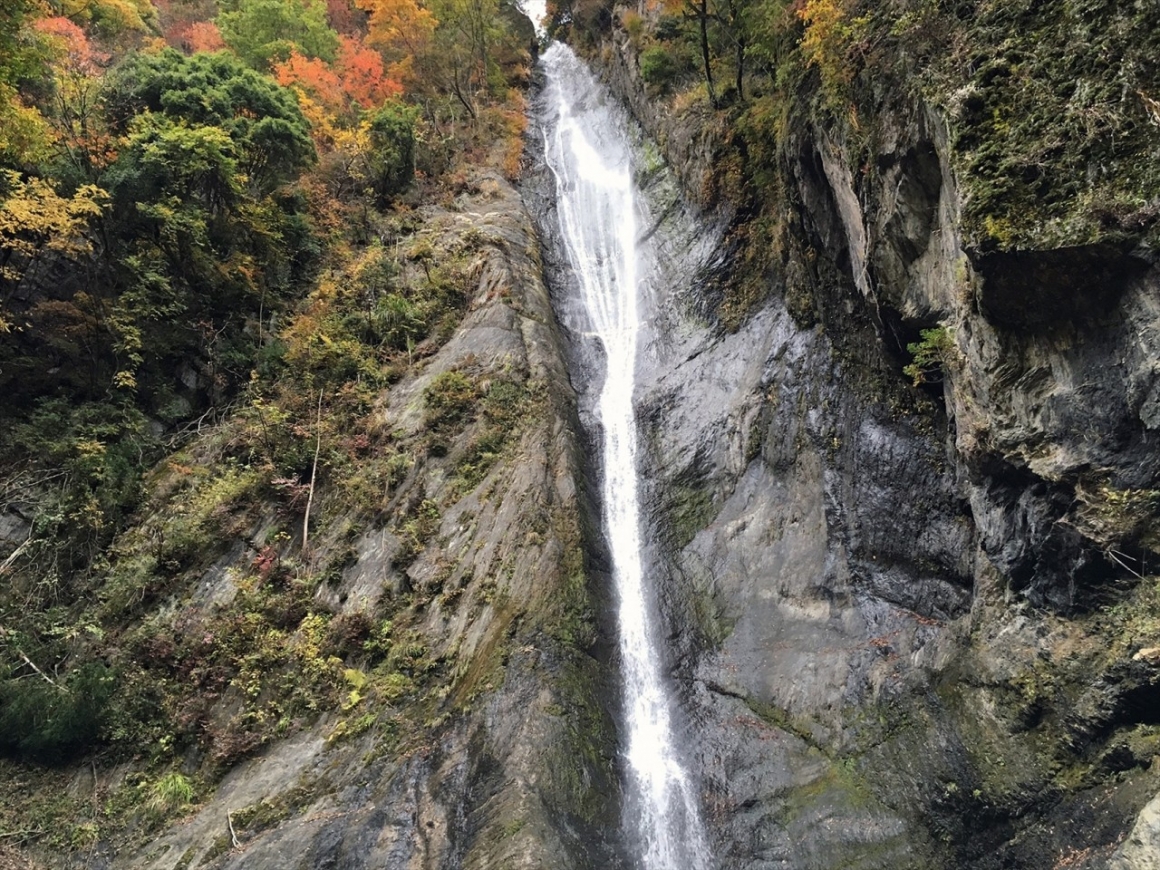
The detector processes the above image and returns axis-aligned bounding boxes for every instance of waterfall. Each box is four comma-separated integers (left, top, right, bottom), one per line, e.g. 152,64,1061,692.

537,42,712,870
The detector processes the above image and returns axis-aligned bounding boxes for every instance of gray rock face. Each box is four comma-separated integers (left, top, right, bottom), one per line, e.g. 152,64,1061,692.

1111,789,1160,870
574,20,1160,870
40,27,1160,870
78,172,623,870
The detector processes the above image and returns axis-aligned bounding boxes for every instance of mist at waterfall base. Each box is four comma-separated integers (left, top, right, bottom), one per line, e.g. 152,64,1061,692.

537,42,713,870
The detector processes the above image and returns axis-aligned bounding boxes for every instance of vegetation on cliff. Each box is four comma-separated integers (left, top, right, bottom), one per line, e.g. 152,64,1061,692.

0,0,548,858
552,0,1160,293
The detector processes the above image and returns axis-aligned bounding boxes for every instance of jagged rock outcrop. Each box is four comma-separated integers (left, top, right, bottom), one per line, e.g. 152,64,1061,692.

569,11,1160,869
1111,790,1160,870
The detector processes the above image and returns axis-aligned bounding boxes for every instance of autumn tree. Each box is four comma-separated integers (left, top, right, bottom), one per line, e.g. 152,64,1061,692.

34,16,113,181
797,0,865,109
656,0,760,106
337,35,402,107
181,20,228,52
217,0,341,70
104,49,316,192
717,0,750,99
153,0,222,51
274,35,402,120
358,0,436,74
276,52,346,110
0,0,55,167
325,0,366,34
0,170,106,332
54,0,158,38
420,0,504,116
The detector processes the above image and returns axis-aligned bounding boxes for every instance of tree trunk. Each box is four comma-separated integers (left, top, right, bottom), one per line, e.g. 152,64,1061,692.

736,32,745,100
699,0,716,107
302,388,323,557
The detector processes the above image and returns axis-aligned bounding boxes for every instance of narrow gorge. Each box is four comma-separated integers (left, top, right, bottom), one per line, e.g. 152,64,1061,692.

3,1,1160,868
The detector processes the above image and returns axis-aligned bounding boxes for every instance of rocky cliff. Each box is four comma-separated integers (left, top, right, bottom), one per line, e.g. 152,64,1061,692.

7,1,1160,866
120,173,620,870
565,4,1160,867
0,170,624,870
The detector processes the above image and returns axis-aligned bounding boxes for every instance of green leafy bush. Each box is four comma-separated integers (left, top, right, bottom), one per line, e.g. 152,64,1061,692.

0,661,116,760
904,326,954,386
104,49,316,193
217,0,339,70
640,45,682,91
367,103,417,205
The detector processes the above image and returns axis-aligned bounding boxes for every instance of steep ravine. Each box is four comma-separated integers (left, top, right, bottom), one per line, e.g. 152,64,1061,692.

567,13,1160,870
10,15,1160,868
1,170,623,870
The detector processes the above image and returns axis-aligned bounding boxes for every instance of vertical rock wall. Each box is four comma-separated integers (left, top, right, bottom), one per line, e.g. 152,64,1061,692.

576,14,1160,870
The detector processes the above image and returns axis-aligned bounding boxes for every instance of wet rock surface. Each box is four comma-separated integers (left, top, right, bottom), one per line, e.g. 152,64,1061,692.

578,20,1160,870
1111,789,1160,870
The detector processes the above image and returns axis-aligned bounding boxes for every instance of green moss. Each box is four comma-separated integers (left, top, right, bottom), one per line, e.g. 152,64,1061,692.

665,482,717,550
540,651,617,824
898,0,1160,251
744,695,822,750
230,777,326,835
690,583,732,648
774,753,877,829
1097,575,1160,657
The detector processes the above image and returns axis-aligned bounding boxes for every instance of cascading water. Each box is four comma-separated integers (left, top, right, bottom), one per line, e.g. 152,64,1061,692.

537,42,712,870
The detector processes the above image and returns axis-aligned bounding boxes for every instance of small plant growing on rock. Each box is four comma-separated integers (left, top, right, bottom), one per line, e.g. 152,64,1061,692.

424,370,480,429
904,326,955,386
147,772,194,818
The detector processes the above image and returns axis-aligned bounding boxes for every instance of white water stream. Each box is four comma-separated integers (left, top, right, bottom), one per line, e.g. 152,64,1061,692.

539,43,712,870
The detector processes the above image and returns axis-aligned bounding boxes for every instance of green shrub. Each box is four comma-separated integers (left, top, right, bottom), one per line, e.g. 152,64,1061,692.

424,370,479,429
621,9,645,43
655,14,683,41
367,103,417,205
640,45,681,91
0,661,116,760
904,326,954,386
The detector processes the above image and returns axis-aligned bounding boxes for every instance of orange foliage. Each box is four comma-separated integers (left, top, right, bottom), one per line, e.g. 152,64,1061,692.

182,20,225,52
34,16,107,73
357,0,436,59
337,35,402,106
275,52,345,109
496,98,526,182
274,36,402,119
